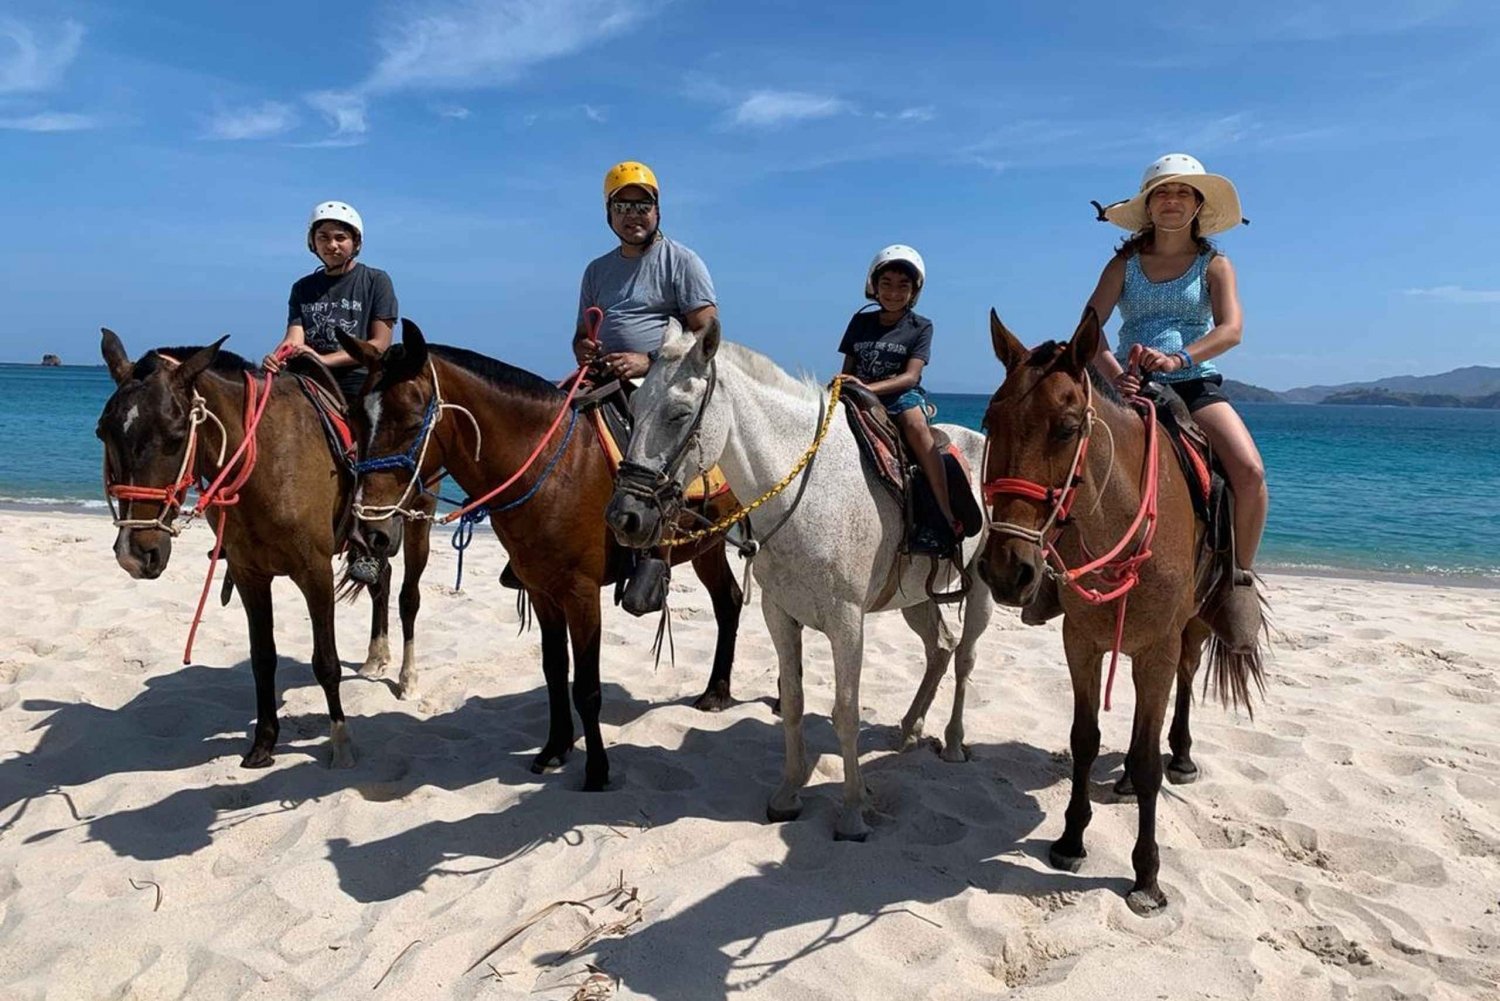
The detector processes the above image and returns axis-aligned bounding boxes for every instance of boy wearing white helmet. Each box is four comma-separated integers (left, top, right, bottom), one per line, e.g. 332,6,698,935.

573,161,717,381
1084,153,1265,647
838,244,959,542
264,200,399,400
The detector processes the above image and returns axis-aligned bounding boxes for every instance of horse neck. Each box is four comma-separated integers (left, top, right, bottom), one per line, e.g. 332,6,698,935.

430,358,564,495
714,353,832,509
191,369,253,482
1074,391,1152,540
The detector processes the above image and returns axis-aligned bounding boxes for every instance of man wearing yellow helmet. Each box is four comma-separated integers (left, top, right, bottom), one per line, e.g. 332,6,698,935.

573,161,717,380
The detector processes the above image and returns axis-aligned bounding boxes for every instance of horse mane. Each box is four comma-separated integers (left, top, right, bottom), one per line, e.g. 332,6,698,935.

133,347,257,380
717,340,822,397
1025,339,1124,410
427,345,563,402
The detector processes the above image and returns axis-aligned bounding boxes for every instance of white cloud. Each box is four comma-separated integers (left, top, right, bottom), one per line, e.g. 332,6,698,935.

207,101,297,140
581,103,606,123
730,90,852,128
1403,286,1500,304
897,105,934,122
0,111,98,132
305,90,368,143
0,17,83,94
433,104,471,119
364,0,651,93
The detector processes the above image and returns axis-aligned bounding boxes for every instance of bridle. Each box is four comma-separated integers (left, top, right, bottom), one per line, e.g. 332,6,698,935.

105,390,229,536
612,359,719,530
350,359,482,523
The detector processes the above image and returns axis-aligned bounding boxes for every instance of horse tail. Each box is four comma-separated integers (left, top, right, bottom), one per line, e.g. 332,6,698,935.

1200,589,1270,717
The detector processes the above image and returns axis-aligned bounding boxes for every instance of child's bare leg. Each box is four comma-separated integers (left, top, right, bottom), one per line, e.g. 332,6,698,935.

899,408,956,528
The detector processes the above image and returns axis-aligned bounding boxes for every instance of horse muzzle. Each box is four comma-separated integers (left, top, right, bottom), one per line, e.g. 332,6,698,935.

357,516,404,558
606,492,665,549
976,538,1045,608
114,527,172,580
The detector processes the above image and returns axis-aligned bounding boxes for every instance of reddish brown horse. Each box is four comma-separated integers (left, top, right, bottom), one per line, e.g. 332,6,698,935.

977,309,1263,915
96,330,434,769
340,322,746,792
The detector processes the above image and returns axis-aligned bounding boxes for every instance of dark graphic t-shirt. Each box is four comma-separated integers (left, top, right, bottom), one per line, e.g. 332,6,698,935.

838,309,933,403
287,263,399,395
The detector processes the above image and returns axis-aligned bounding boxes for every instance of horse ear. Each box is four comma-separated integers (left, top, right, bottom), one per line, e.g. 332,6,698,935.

100,328,134,385
337,331,384,369
399,318,428,370
173,335,228,389
696,316,721,363
1062,308,1102,375
989,309,1027,372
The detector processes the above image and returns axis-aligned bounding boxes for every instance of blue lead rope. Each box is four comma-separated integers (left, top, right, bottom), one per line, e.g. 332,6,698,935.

447,407,579,591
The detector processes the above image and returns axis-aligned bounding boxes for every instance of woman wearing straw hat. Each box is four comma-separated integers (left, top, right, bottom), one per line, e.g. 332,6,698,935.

1084,153,1266,649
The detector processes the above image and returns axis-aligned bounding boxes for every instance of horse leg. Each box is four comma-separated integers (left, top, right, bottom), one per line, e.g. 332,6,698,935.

1125,637,1179,915
393,518,432,701
359,556,393,677
688,543,744,712
896,601,954,753
530,594,574,774
942,588,993,763
563,591,608,792
298,564,354,768
239,572,280,769
765,598,810,823
1050,619,1103,871
1168,617,1211,784
828,609,871,842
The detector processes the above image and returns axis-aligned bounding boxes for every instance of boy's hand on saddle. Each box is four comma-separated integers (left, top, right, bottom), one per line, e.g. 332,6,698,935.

601,352,650,380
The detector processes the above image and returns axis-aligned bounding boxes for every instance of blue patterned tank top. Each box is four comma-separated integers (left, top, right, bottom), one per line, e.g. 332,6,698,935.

1116,251,1218,383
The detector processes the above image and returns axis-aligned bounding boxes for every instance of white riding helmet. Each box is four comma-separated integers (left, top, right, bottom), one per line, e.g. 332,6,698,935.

865,244,926,304
307,200,364,253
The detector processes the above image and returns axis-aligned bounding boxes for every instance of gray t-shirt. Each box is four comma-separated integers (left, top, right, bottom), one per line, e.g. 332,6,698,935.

288,262,399,397
577,236,716,356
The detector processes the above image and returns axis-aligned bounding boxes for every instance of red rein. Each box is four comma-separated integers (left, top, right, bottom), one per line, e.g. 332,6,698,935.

439,306,603,525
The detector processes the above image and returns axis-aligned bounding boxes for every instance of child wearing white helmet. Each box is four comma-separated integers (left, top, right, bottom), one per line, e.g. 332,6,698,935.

1084,153,1266,647
838,244,959,543
264,200,399,400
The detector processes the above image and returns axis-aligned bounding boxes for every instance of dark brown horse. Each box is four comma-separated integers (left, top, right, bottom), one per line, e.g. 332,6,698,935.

339,322,746,792
96,330,434,769
976,309,1263,915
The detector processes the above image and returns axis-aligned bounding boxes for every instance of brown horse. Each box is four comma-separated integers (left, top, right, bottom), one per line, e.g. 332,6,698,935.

339,322,746,793
976,308,1263,915
96,330,434,769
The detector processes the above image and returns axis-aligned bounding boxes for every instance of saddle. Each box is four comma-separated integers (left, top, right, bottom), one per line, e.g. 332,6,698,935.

1138,381,1234,603
285,357,358,467
840,382,983,558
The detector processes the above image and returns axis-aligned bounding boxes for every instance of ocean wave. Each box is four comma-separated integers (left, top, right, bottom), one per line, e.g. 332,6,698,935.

0,495,109,510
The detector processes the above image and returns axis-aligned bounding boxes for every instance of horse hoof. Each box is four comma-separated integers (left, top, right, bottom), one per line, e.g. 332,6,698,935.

1114,774,1136,798
530,749,569,774
330,746,356,770
692,687,732,713
1126,887,1169,916
939,741,971,763
241,748,274,769
1166,762,1199,785
358,657,389,679
766,801,801,824
1048,842,1086,873
582,771,609,793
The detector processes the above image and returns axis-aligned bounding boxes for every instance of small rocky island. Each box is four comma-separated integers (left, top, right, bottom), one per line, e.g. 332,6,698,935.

40,354,61,367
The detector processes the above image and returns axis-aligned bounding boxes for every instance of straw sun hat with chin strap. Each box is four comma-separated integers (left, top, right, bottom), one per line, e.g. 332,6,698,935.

1095,153,1247,237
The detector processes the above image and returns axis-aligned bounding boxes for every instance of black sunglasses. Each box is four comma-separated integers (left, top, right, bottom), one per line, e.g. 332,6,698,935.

610,199,657,216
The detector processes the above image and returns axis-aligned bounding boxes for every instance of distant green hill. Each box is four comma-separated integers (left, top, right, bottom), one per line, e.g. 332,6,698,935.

1284,365,1500,404
1221,378,1282,402
1320,387,1500,409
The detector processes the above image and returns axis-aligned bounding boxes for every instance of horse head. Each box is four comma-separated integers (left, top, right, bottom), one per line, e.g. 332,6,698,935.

339,320,434,557
606,317,727,548
96,329,227,579
976,308,1102,606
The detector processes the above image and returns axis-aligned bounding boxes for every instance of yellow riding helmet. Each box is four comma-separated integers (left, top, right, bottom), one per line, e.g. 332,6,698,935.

603,161,659,201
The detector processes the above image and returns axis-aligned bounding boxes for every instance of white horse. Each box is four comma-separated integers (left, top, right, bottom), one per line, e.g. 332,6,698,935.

606,321,995,841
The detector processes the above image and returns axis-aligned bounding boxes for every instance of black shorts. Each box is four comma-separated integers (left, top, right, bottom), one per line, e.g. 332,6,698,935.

1166,373,1230,413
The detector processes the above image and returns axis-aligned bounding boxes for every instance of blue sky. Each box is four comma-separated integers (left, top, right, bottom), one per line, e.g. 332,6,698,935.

3,0,1497,391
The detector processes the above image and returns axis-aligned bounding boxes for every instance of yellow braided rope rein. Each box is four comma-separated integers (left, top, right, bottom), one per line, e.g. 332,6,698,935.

661,375,847,548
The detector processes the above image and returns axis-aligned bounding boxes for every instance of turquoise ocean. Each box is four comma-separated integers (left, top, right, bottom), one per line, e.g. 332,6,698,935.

5,363,1498,584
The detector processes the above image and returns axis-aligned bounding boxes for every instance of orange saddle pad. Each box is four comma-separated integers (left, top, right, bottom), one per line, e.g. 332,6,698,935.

588,409,732,503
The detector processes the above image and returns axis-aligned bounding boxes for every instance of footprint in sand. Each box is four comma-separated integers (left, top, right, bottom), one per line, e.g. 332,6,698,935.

627,757,698,793
903,809,968,847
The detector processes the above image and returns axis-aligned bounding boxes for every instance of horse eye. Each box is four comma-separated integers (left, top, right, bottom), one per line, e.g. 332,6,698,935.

1053,424,1080,442
668,408,692,424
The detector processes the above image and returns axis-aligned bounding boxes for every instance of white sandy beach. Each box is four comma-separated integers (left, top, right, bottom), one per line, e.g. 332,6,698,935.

1,507,1497,1000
